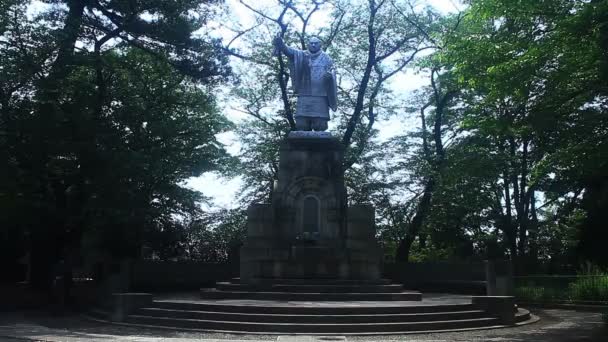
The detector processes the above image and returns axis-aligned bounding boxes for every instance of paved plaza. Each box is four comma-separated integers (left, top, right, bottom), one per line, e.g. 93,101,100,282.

0,308,606,342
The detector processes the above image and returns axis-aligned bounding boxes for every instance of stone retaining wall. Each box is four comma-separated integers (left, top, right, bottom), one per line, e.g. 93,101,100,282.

125,260,238,291
110,259,511,294
384,260,513,295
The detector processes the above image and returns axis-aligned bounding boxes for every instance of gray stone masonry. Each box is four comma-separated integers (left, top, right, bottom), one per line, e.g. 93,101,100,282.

110,293,152,322
472,296,516,326
485,260,514,296
240,135,381,282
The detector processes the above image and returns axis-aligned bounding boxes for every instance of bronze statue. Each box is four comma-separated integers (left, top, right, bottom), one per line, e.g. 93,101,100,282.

274,35,337,131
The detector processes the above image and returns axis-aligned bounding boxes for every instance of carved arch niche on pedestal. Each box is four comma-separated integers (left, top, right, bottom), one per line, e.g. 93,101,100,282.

282,177,337,240
301,195,321,239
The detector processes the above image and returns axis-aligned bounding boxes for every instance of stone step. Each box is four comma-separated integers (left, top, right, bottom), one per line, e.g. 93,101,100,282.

125,315,501,334
216,282,403,293
153,300,473,315
89,294,535,335
135,307,488,323
199,289,422,301
230,278,392,285
515,308,531,323
88,308,111,320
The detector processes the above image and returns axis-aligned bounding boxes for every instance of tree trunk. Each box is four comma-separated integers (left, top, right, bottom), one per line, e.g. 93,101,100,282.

342,3,377,148
516,139,529,258
501,171,518,260
528,190,539,272
395,71,454,262
28,0,86,293
395,178,435,262
276,56,296,130
43,0,86,87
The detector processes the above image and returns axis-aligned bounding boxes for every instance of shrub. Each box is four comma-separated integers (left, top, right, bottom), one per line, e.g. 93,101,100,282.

515,274,608,303
514,285,564,302
568,276,608,301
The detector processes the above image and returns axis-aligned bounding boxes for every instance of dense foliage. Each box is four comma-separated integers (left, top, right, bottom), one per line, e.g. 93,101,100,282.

374,0,608,269
0,0,232,287
221,0,607,271
2,0,607,289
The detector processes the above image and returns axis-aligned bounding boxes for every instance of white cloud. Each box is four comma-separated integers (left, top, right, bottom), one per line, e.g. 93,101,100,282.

184,174,244,210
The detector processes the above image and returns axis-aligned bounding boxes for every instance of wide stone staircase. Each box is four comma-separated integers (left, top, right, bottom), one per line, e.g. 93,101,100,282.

89,277,536,334
111,299,532,334
199,277,422,301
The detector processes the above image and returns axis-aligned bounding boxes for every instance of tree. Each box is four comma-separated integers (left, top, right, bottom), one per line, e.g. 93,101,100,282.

407,0,608,268
393,65,459,261
219,0,433,205
143,208,247,263
0,0,231,290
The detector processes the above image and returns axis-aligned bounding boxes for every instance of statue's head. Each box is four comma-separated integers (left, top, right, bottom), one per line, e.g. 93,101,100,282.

307,37,322,53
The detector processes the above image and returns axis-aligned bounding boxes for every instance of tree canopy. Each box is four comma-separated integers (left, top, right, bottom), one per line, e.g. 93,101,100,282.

0,0,232,286
2,0,607,287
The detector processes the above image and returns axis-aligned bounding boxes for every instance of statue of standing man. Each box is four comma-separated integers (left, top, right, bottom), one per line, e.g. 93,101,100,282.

274,35,338,131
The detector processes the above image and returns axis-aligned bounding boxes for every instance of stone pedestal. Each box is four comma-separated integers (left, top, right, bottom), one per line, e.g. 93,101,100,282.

240,133,381,282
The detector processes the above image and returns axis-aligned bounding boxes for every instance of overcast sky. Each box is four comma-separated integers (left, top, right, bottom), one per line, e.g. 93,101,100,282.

185,0,464,210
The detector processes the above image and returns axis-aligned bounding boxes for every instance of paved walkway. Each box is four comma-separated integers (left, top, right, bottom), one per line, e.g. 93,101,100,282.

0,308,606,341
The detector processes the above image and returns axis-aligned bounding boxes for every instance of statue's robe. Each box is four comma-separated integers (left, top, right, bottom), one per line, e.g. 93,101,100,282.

286,48,338,119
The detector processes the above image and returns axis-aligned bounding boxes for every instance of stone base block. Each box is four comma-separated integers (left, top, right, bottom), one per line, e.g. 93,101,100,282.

472,296,516,325
111,293,153,322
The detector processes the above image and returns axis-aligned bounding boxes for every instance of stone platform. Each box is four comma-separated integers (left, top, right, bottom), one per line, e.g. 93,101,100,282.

200,277,422,301
89,292,537,335
84,135,537,335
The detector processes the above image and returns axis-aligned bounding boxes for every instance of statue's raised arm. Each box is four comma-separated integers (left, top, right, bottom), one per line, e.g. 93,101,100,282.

273,35,338,132
273,35,295,58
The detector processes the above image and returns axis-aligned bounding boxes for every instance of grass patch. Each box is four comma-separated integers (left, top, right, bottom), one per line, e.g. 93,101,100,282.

515,275,608,303
568,276,608,301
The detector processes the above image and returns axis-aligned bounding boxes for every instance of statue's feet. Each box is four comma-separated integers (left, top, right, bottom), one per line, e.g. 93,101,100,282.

295,117,328,131
311,119,328,131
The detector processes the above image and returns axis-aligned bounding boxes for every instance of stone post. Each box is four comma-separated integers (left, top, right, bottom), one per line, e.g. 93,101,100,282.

485,260,497,296
486,259,514,296
111,293,153,322
495,259,514,296
119,259,133,292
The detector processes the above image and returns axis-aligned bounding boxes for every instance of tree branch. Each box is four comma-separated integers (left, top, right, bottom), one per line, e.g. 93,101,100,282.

342,0,379,148
225,23,262,50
